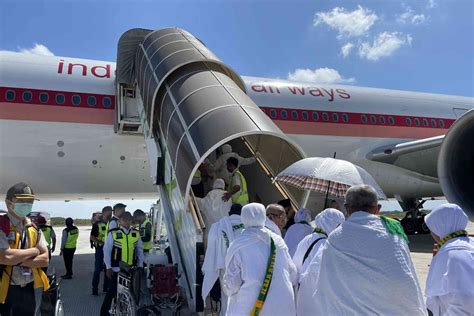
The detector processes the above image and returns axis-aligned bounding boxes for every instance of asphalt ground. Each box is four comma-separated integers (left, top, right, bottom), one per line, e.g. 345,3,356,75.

48,222,474,315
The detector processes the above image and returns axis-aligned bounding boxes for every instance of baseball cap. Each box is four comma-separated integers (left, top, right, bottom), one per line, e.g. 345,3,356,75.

6,182,37,201
113,203,127,210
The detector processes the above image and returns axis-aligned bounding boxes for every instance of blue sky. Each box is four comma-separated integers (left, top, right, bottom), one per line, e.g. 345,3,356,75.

0,0,472,217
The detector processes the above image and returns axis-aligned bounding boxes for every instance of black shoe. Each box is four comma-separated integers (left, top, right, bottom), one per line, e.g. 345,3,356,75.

61,275,72,279
92,289,99,296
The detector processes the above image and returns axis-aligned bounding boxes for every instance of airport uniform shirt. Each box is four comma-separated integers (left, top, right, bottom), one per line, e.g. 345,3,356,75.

103,227,144,272
0,214,48,286
107,216,119,232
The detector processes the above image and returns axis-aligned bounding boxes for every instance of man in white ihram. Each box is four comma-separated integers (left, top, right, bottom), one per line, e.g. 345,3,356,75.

223,203,297,316
424,203,474,315
212,144,256,181
293,208,345,316
312,184,427,315
284,208,313,257
196,178,232,228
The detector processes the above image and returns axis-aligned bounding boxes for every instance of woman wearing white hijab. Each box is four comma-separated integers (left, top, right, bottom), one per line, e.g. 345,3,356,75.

294,208,345,316
284,208,313,257
223,203,297,316
424,203,474,316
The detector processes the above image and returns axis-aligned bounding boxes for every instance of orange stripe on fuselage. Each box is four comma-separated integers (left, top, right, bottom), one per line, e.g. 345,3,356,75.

275,120,446,139
0,102,114,125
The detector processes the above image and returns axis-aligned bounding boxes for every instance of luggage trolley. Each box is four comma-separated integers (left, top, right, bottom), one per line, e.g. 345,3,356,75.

40,271,64,316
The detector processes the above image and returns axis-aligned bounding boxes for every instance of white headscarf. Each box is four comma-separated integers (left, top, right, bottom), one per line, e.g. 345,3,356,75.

314,208,345,234
241,203,266,228
221,144,232,154
213,178,225,190
425,203,468,238
294,208,311,223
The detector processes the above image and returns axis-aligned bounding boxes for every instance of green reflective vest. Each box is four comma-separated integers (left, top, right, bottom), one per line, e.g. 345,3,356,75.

40,226,53,246
65,227,79,249
228,170,249,205
140,218,154,251
111,228,140,267
97,222,107,243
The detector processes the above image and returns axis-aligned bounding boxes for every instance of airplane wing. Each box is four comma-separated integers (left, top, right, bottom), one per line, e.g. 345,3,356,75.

367,135,444,178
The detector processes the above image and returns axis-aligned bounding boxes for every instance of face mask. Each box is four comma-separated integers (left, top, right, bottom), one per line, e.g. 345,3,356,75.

14,203,33,217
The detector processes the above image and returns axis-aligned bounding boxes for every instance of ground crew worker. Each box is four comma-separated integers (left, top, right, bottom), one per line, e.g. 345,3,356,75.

133,209,154,253
37,215,56,259
90,206,112,295
101,212,144,316
222,157,249,206
107,203,126,233
0,183,49,316
60,217,79,279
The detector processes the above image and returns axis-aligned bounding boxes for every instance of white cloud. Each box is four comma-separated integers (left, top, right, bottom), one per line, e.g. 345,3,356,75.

397,7,427,25
359,32,412,61
18,43,54,56
427,0,437,9
341,43,354,58
287,67,355,84
314,5,378,38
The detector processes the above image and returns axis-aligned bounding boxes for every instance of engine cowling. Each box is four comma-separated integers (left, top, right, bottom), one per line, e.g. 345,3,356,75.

438,109,474,220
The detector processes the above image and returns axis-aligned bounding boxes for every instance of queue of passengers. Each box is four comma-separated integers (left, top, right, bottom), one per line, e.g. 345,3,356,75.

200,181,474,316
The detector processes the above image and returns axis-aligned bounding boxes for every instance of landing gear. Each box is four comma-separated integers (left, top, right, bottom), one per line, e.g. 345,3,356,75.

398,198,431,235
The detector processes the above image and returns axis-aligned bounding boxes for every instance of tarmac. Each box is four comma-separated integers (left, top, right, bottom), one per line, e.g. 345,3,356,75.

49,222,474,315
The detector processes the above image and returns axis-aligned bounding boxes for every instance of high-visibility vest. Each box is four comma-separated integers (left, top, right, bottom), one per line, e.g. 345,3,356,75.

97,222,107,243
107,217,119,233
228,169,249,205
64,227,79,249
0,217,50,303
40,225,53,246
140,218,154,251
111,228,140,267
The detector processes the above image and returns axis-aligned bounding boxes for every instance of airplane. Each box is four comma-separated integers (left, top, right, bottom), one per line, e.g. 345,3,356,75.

1,28,473,311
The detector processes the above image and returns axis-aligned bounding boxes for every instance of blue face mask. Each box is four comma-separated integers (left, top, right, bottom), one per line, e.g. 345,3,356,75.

14,203,33,217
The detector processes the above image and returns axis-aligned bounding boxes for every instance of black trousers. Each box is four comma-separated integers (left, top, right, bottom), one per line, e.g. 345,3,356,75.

100,272,118,316
0,282,35,316
63,248,76,276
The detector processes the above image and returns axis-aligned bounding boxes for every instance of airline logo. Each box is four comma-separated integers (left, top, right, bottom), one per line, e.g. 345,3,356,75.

57,59,113,79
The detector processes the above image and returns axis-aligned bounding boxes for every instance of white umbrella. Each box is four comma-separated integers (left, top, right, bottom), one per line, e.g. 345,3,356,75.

275,157,386,199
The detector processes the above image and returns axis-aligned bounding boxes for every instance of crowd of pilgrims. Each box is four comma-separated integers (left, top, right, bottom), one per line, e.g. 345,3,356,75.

199,184,474,316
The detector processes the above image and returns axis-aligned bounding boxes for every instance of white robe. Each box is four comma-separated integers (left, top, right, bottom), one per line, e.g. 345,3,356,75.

264,218,282,237
284,222,314,257
196,188,232,228
202,215,243,315
223,227,297,316
312,211,427,315
425,237,474,316
292,232,327,276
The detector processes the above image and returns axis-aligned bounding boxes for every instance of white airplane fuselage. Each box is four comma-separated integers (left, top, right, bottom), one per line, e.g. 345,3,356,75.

1,51,473,200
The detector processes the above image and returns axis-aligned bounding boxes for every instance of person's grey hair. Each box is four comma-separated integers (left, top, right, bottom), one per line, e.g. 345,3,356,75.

345,185,378,210
266,204,285,215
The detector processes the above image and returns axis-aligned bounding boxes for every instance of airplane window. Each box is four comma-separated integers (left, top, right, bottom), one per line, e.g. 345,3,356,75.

270,109,277,119
281,110,288,119
292,111,299,120
322,112,329,121
39,92,49,103
439,120,445,128
379,116,386,124
342,113,349,123
302,111,309,121
22,91,33,102
361,114,368,124
102,97,112,108
312,112,319,121
422,118,429,127
405,117,412,126
370,115,377,124
72,95,81,106
431,119,437,128
389,116,395,125
414,118,420,126
332,113,339,122
87,96,97,107
55,94,65,105
5,89,16,101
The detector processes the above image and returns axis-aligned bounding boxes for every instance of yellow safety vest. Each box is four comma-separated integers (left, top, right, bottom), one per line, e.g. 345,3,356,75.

111,228,140,267
140,218,154,251
97,222,107,243
0,220,50,303
106,217,119,233
228,170,249,205
64,227,79,249
40,225,53,246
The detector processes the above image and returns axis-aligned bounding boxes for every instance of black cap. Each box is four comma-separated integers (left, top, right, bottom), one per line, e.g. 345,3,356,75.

6,182,36,201
113,203,127,211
